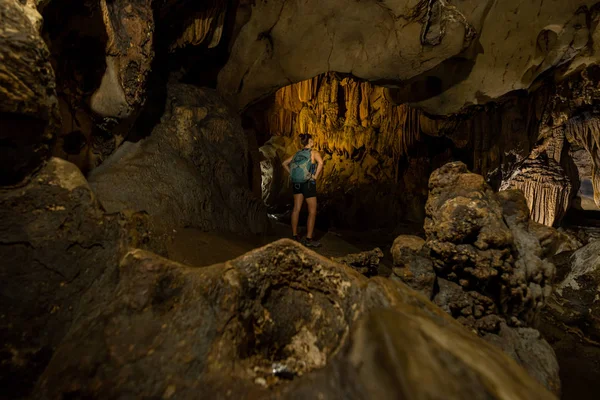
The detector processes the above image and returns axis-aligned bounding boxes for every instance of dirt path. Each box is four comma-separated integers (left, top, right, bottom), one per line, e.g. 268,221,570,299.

166,221,393,268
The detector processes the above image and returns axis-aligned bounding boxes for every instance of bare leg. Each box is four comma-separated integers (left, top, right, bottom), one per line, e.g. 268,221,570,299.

305,197,317,239
291,193,304,236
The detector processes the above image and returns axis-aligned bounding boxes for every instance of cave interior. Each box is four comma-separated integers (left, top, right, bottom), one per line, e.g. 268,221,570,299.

2,0,600,399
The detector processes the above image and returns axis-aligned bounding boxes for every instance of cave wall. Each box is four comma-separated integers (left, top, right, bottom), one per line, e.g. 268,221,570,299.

41,0,232,174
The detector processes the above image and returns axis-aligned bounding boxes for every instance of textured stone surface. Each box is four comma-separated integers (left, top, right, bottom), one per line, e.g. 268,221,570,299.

218,0,480,110
390,235,436,298
35,240,555,400
538,240,600,400
90,0,154,119
483,323,560,396
89,84,269,234
501,155,573,226
0,158,124,398
0,0,59,185
331,247,383,277
219,0,599,114
424,162,554,328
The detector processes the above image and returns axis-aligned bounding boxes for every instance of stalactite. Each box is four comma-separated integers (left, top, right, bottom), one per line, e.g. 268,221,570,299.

501,156,572,226
262,72,426,164
564,114,600,207
170,5,225,50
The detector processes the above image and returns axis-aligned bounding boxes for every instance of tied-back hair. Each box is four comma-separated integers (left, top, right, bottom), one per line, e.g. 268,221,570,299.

299,133,313,147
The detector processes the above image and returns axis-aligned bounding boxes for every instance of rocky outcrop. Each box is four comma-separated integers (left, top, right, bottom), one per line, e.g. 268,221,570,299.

35,240,555,399
425,162,555,329
331,247,383,277
538,240,600,400
501,155,573,226
90,0,154,119
0,0,59,185
387,162,560,393
219,0,598,114
390,235,436,298
0,158,125,398
89,84,269,234
483,323,561,397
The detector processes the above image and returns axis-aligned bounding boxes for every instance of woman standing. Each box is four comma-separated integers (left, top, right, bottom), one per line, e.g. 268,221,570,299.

282,134,324,247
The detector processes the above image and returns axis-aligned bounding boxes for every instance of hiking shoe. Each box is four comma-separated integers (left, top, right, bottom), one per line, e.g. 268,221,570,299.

301,237,322,248
292,235,301,242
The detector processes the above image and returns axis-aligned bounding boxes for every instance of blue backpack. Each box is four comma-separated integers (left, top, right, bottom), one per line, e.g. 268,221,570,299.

290,149,314,183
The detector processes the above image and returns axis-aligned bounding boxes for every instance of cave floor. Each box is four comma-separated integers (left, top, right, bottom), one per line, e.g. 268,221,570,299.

166,220,398,272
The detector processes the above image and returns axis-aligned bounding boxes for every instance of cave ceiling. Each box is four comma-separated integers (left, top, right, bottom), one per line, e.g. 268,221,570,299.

218,0,600,115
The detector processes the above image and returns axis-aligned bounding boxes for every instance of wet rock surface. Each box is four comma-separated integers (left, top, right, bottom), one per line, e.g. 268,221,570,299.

0,158,125,398
89,84,269,234
35,240,555,400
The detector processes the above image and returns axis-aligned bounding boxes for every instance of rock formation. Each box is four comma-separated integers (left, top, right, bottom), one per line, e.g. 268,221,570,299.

0,0,59,185
331,247,383,277
538,240,600,400
424,163,555,328
34,240,555,400
501,155,573,226
219,0,599,114
0,158,125,398
391,162,561,393
88,84,269,234
390,235,436,297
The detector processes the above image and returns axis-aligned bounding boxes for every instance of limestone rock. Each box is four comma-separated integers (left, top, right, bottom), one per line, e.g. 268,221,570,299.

89,84,269,234
219,0,598,115
424,162,554,328
548,240,600,340
528,222,583,258
483,323,560,396
0,158,124,398
564,114,600,208
90,0,154,119
500,155,572,226
331,247,383,277
538,240,600,400
0,0,59,185
434,278,503,333
35,240,555,400
390,235,436,298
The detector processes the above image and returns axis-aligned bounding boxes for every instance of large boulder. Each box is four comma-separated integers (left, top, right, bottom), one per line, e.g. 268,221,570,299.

0,0,59,185
391,162,560,394
425,162,554,329
538,240,600,400
0,158,125,398
88,84,269,234
35,240,555,399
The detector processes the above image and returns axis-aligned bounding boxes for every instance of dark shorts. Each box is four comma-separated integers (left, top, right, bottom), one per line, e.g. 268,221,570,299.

292,180,317,198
